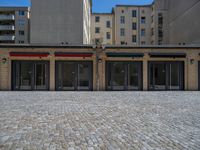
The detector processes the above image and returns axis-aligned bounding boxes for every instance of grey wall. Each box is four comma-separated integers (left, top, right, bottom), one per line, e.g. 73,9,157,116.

30,0,84,44
168,0,200,44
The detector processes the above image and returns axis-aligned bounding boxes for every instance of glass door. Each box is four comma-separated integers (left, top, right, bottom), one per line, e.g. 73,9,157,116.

168,62,184,90
62,62,76,90
19,62,33,90
128,62,142,90
77,62,92,90
35,63,48,90
153,63,166,90
111,62,126,90
56,61,93,91
106,62,143,91
149,62,184,90
12,61,49,91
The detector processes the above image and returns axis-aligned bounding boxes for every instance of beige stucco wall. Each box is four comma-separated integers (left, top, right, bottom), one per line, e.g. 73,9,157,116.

91,14,114,45
114,6,152,46
0,47,199,91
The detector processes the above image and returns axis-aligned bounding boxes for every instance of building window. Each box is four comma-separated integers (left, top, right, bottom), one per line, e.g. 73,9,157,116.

19,41,24,44
106,21,111,28
141,41,146,45
141,29,146,36
142,10,145,14
151,16,154,23
95,16,100,22
120,16,125,24
19,10,25,16
19,30,25,36
120,28,125,36
95,38,100,44
106,32,111,39
151,28,154,36
120,41,126,45
132,22,137,30
19,20,25,26
122,10,124,13
132,10,137,17
132,35,137,43
95,27,100,33
141,17,146,24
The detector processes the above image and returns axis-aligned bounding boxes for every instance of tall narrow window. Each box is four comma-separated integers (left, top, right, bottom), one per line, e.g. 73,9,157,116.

120,28,125,36
132,10,137,17
95,27,100,33
107,32,111,39
120,16,125,24
106,21,111,28
141,17,146,24
132,22,137,30
132,35,137,43
95,16,100,22
141,29,146,36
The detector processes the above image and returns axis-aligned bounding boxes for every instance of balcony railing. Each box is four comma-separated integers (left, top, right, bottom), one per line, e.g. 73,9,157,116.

0,25,15,30
0,15,15,20
0,35,15,41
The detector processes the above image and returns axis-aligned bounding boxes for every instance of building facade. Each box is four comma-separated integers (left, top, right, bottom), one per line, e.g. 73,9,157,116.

30,0,92,45
0,45,200,91
114,5,152,46
0,7,29,44
91,13,114,45
91,0,200,46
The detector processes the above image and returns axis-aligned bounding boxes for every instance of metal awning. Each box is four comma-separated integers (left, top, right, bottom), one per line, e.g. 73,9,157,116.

149,52,186,58
54,52,93,57
106,52,144,58
10,52,50,57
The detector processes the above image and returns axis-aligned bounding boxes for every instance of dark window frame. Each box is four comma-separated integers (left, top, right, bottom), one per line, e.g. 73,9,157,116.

12,61,50,91
106,61,143,91
148,61,184,91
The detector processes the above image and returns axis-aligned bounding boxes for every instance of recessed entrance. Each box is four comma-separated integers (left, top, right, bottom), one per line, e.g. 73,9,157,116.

148,61,184,90
106,61,143,90
56,61,93,91
12,61,49,90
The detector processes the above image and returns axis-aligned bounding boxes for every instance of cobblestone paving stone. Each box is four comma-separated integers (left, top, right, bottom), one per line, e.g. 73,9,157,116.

0,92,200,150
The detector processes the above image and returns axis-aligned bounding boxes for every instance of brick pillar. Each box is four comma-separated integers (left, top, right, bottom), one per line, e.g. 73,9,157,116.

50,58,55,91
186,51,199,91
143,53,148,91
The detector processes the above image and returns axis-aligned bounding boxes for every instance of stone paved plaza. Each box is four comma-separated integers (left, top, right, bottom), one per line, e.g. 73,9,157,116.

0,92,200,150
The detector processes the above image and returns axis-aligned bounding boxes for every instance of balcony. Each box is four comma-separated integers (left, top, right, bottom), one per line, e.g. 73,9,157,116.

0,15,15,20
0,25,15,30
0,35,15,41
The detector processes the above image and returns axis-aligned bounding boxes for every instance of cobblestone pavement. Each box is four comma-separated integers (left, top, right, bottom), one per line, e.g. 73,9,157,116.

0,92,200,150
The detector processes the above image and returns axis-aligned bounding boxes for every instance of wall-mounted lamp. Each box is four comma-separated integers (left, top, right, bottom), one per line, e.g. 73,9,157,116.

98,58,102,63
190,59,195,65
2,58,7,64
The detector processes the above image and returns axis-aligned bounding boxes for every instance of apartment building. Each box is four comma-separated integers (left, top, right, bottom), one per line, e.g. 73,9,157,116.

0,7,29,44
114,5,152,46
151,0,169,45
91,5,155,46
91,13,114,45
30,0,92,45
91,0,200,46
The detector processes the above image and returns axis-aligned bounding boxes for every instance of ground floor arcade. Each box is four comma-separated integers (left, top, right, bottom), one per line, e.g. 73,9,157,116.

0,45,200,91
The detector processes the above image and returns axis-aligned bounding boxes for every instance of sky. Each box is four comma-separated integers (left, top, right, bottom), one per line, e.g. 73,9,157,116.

0,0,154,13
